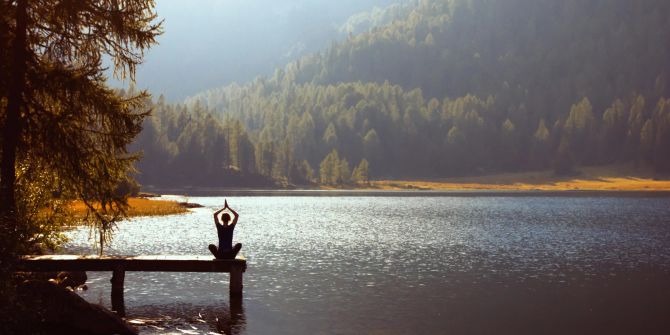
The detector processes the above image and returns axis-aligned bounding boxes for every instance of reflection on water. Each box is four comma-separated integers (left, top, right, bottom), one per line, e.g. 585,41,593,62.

123,297,245,334
65,196,670,334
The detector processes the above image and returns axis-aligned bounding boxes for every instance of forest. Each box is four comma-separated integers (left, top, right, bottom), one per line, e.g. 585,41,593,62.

131,0,670,188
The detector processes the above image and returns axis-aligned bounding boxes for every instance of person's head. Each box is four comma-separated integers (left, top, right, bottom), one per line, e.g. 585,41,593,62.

221,213,231,224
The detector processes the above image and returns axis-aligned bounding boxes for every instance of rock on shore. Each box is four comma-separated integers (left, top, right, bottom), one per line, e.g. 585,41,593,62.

16,280,137,335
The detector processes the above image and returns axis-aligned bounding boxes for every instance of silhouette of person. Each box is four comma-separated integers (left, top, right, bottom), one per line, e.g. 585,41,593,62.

209,200,242,259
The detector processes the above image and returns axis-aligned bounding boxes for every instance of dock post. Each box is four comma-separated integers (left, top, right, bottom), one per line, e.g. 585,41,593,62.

111,266,126,317
229,263,244,297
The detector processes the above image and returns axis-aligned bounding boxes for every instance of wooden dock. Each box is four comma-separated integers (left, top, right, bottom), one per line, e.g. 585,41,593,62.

17,255,247,317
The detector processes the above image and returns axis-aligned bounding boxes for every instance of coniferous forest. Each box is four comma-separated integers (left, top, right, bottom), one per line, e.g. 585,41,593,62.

5,1,670,333
131,0,670,188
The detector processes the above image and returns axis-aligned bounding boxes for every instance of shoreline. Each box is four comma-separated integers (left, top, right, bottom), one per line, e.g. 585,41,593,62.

150,188,670,197
145,166,670,197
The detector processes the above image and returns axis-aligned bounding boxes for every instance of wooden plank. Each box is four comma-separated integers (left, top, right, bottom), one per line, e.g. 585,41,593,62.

110,266,126,317
17,254,247,307
17,255,246,273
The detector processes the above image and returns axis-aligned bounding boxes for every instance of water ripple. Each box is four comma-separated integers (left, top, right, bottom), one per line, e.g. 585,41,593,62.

65,196,670,334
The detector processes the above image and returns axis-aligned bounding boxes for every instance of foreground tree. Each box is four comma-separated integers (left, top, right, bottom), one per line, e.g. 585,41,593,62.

0,0,162,266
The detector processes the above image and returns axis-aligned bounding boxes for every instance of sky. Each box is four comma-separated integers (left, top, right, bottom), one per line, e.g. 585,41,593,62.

109,0,400,101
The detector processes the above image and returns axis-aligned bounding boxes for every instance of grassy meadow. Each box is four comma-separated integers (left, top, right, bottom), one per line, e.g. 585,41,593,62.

370,165,670,191
70,197,189,218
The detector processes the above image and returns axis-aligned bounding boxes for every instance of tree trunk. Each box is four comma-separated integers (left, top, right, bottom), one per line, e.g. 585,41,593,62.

0,0,28,251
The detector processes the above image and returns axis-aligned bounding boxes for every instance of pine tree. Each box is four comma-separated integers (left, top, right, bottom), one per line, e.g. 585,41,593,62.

338,158,352,185
322,122,339,149
563,97,595,164
352,159,371,184
300,160,315,183
319,149,340,185
530,119,551,169
0,0,161,256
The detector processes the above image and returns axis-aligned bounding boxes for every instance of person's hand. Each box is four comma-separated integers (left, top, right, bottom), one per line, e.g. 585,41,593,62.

224,199,229,209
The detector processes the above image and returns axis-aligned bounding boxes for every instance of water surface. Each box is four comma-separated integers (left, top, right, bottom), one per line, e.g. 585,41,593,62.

65,196,670,334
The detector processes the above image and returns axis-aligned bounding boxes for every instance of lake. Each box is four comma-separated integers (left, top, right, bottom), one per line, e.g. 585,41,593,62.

64,194,670,334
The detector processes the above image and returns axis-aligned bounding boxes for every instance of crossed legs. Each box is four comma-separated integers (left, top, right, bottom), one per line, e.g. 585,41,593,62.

208,243,242,259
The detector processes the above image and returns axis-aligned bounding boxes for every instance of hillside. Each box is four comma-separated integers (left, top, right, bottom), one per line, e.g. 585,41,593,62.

108,0,399,101
132,0,670,188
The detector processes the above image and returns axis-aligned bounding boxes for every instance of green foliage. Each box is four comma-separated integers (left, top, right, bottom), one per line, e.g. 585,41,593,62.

529,119,551,169
289,160,315,185
131,0,670,186
322,123,339,148
338,159,352,185
533,119,550,142
0,0,162,260
562,98,596,164
291,0,670,115
15,160,70,253
138,78,670,184
130,102,273,188
319,150,341,185
352,159,370,184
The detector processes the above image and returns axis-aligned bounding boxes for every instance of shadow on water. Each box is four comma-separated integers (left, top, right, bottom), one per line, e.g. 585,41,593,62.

126,296,246,334
85,266,670,334
424,267,670,335
218,296,246,335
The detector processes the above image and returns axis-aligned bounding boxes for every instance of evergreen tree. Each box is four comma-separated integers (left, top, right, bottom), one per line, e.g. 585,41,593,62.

319,149,341,185
563,98,595,164
0,0,161,257
301,160,316,183
352,159,371,184
322,122,339,149
338,158,352,184
129,0,670,186
529,119,551,169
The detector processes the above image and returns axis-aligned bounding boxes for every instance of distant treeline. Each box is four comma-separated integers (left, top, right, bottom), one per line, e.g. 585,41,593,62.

131,0,670,187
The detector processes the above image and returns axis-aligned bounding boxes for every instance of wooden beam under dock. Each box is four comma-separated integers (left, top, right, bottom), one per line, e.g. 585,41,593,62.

17,255,247,317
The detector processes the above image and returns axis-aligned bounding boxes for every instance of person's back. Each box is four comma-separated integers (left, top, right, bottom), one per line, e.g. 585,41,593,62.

208,201,242,259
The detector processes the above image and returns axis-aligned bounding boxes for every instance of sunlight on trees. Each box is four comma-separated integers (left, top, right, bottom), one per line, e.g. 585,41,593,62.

0,0,162,259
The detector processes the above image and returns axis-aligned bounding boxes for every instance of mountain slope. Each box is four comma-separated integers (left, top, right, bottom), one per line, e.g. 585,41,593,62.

109,0,399,101
132,0,670,187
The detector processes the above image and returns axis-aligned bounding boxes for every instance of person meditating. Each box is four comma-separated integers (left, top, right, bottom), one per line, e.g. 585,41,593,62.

208,200,242,259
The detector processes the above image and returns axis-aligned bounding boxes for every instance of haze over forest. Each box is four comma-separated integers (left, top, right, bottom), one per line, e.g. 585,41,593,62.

128,0,670,188
114,0,400,101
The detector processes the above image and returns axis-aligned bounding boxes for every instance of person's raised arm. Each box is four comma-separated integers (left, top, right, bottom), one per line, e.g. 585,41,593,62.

228,203,239,226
